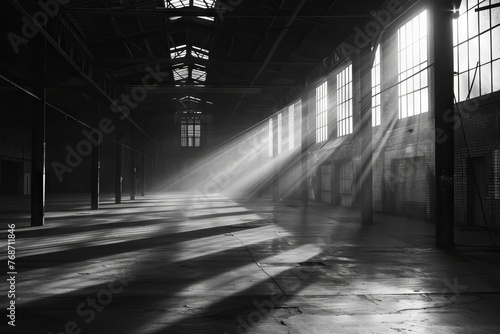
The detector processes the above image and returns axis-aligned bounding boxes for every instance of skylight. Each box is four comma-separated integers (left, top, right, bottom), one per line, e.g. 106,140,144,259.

192,45,210,59
179,96,201,103
197,16,215,21
173,64,189,81
170,45,187,59
192,68,207,82
165,0,216,9
165,0,189,8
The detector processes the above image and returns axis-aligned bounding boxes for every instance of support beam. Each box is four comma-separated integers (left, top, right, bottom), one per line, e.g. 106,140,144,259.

91,141,100,210
31,37,46,227
7,0,155,144
433,1,455,249
360,48,374,225
140,146,146,197
300,92,310,208
229,0,307,121
130,131,136,201
115,130,123,204
272,115,278,202
63,7,370,18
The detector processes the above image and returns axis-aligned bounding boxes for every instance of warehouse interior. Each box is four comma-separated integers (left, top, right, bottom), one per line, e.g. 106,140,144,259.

1,0,500,333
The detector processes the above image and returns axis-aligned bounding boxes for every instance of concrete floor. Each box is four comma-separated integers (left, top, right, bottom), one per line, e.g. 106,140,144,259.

1,193,500,334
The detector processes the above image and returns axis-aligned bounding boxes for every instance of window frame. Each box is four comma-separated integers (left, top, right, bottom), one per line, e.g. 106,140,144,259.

372,46,382,127
397,9,429,119
180,116,202,148
337,64,353,137
315,81,328,143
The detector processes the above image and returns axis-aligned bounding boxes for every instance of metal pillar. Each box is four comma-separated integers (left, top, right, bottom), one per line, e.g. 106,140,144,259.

434,1,456,249
360,48,374,225
31,37,46,227
140,150,145,196
115,130,122,204
272,115,278,202
130,131,136,200
300,92,309,208
91,141,100,210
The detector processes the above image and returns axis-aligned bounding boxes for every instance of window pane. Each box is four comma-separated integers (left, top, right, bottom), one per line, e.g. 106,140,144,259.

470,69,481,98
468,9,479,38
493,59,500,92
421,87,429,113
459,71,469,101
415,90,421,114
492,5,500,26
458,13,468,44
480,9,490,33
459,42,469,73
454,46,459,73
492,25,500,60
480,32,491,64
481,63,492,95
469,36,480,69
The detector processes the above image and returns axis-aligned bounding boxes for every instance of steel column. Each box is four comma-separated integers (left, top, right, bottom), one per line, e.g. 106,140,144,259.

434,1,456,249
30,37,46,227
115,130,122,204
360,48,374,225
91,141,100,210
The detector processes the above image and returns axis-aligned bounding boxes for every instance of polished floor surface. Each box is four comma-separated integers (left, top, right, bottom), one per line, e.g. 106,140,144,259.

1,193,500,334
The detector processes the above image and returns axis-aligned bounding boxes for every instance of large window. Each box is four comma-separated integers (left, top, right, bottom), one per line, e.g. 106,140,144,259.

453,0,500,102
268,118,273,157
316,81,328,142
398,10,429,119
372,46,382,126
337,64,353,136
181,116,201,147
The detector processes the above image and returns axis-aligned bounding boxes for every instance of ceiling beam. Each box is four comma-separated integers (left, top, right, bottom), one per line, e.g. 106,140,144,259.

96,58,319,67
63,8,370,18
229,0,307,121
122,86,263,94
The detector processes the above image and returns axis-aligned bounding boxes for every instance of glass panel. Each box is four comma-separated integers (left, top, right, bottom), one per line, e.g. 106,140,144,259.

408,72,414,92
453,20,458,45
458,13,468,44
459,71,469,101
468,0,479,10
480,8,490,33
420,38,427,65
420,10,428,37
468,36,480,69
421,87,429,113
408,93,414,117
470,69,481,98
415,90,421,115
480,31,492,64
481,63,492,95
421,69,428,87
414,71,421,90
492,4,500,26
454,46,459,71
493,59,500,92
468,8,479,38
399,26,406,50
492,25,500,60
459,42,469,73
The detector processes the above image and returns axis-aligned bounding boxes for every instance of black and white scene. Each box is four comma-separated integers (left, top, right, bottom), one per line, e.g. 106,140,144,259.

1,0,500,333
